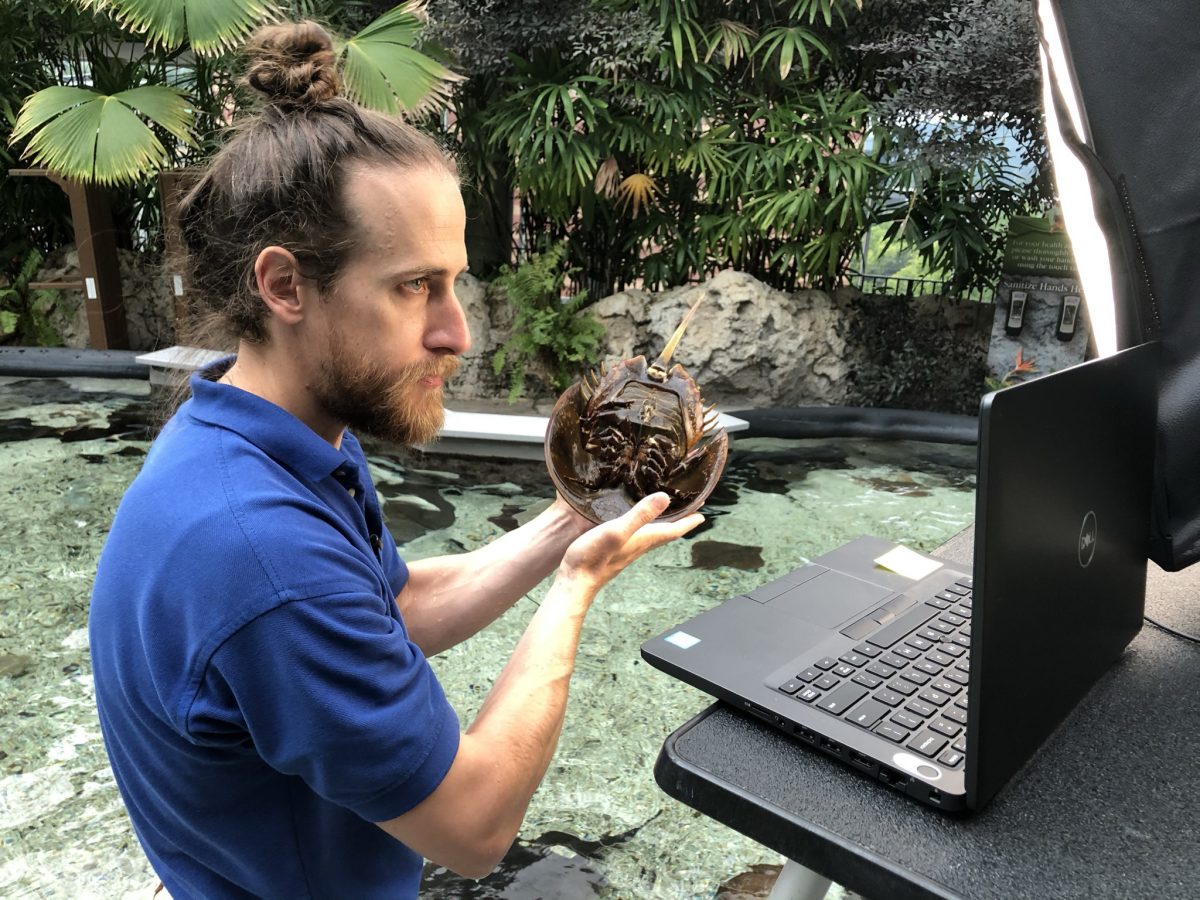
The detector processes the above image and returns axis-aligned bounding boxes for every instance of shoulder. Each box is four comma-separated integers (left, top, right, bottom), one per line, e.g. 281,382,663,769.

102,419,387,630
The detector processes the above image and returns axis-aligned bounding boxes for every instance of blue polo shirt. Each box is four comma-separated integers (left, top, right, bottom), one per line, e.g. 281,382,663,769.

89,361,460,899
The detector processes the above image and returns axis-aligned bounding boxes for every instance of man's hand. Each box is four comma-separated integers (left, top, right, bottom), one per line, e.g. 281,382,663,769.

557,492,703,597
548,493,598,540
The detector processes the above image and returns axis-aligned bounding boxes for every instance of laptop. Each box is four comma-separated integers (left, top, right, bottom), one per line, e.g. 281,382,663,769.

641,341,1159,812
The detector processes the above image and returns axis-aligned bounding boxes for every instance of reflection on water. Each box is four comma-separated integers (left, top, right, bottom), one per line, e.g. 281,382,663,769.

0,376,975,899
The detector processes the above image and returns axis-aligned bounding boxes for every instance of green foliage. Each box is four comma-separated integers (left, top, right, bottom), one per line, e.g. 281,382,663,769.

471,0,880,294
82,0,277,55
862,224,942,280
870,145,1039,295
855,0,1044,169
843,294,989,415
12,85,196,188
0,245,64,346
9,3,456,188
491,244,606,402
335,4,463,116
853,0,1050,293
431,0,1047,297
0,2,95,257
2,0,457,312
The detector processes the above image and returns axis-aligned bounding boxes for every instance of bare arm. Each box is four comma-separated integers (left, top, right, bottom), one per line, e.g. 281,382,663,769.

376,493,702,878
397,496,592,656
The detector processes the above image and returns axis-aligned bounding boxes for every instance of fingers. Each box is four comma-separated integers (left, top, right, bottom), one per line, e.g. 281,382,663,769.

583,493,669,549
611,494,704,544
631,511,704,552
613,497,703,560
653,511,704,541
625,492,671,530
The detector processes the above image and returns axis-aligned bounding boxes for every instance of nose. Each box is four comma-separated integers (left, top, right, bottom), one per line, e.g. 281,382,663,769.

427,286,472,356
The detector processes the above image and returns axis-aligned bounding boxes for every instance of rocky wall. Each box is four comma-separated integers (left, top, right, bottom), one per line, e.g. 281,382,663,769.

33,245,991,413
447,269,992,415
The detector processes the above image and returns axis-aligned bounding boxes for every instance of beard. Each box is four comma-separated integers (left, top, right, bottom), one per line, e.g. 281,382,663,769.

313,327,459,446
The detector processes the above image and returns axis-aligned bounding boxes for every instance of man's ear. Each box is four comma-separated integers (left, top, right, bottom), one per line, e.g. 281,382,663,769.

254,247,312,325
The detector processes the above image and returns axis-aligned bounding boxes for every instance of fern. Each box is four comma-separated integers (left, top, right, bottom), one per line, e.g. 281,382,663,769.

0,246,64,346
491,244,605,402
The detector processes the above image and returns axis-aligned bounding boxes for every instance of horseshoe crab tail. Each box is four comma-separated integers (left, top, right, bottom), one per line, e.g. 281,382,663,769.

647,295,704,381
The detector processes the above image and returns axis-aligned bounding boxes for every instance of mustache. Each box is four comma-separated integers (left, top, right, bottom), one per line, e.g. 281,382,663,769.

428,355,460,380
396,355,460,384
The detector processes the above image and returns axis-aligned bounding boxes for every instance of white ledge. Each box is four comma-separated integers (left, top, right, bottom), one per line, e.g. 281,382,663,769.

136,345,748,459
136,346,228,385
423,408,748,458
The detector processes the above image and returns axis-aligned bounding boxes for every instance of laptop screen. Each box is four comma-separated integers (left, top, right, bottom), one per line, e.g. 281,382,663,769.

967,341,1158,808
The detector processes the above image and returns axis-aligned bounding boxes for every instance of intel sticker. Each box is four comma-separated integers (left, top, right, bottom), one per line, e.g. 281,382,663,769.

665,631,701,649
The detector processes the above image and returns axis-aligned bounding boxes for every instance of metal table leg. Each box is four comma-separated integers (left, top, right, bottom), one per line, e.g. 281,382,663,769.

766,859,833,900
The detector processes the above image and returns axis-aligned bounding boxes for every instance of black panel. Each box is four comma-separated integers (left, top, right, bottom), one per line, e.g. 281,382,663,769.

1046,0,1200,569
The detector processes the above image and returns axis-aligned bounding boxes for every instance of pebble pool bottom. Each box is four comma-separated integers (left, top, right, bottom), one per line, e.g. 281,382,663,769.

0,375,975,899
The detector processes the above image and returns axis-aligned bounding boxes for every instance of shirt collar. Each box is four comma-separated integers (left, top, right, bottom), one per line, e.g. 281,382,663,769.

184,356,355,483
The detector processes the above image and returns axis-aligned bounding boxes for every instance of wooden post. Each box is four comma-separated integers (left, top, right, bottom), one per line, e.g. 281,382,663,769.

158,169,201,328
9,168,129,350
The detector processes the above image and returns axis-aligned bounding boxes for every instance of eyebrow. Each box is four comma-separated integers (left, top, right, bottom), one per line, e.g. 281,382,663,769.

382,264,470,282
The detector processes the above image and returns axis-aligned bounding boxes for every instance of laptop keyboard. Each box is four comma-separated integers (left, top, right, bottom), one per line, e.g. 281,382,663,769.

776,577,973,770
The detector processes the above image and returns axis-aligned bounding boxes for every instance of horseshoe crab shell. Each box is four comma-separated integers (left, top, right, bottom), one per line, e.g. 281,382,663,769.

544,297,729,523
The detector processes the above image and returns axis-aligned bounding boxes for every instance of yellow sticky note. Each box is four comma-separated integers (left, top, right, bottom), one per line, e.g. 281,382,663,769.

874,545,944,581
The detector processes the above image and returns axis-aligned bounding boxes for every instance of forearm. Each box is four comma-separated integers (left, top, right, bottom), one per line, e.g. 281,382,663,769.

377,494,700,878
399,500,589,655
459,575,590,823
379,574,595,876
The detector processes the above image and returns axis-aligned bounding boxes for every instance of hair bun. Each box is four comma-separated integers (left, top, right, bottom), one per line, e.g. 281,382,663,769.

244,21,340,107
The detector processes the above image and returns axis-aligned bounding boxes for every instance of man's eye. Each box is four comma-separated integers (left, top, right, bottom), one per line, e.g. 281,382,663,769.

400,277,429,294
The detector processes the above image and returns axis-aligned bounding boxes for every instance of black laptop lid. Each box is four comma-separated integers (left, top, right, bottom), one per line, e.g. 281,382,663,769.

968,341,1158,809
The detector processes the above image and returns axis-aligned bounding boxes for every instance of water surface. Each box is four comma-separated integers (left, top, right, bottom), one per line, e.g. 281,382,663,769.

0,376,975,898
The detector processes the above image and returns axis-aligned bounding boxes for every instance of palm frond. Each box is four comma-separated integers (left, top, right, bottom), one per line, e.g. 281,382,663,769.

339,3,462,117
9,87,97,144
752,26,830,81
705,19,757,69
594,156,621,198
10,85,194,185
84,0,277,55
615,172,659,218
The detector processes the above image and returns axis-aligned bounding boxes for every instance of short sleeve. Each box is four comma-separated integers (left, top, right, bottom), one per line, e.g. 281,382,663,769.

189,593,460,823
379,527,409,598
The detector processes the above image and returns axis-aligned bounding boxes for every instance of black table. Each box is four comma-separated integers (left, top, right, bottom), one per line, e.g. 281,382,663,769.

654,528,1200,900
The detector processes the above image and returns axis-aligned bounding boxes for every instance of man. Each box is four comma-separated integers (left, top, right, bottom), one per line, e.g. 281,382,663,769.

89,21,700,899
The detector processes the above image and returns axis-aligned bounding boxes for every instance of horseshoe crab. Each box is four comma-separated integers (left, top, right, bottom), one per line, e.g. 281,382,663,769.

544,296,729,523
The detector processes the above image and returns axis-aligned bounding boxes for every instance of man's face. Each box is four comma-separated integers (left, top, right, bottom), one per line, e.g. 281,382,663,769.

307,163,471,446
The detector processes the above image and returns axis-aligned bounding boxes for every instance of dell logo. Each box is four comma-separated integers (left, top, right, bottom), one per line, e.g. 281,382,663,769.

1078,511,1098,568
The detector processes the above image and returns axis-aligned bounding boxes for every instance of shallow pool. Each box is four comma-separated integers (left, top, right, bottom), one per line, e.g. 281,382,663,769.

0,376,976,899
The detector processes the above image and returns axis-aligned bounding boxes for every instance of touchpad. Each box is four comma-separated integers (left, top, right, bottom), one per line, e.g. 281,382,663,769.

766,570,892,628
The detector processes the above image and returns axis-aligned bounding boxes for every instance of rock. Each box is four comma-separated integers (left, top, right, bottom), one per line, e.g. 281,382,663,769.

32,247,87,347
445,272,511,403
29,245,988,413
690,540,765,570
0,654,33,678
445,268,988,412
118,247,177,349
588,270,854,408
716,863,783,899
